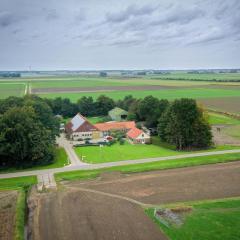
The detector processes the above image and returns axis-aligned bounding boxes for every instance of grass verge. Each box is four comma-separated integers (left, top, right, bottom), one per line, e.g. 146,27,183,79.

0,176,37,240
55,152,240,181
145,197,240,240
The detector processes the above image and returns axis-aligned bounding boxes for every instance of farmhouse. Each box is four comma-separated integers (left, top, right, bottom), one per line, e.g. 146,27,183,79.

65,113,100,141
66,113,151,144
127,127,151,144
108,107,128,121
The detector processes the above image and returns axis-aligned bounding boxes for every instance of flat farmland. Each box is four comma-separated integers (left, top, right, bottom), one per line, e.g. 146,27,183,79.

29,161,240,240
0,83,26,99
38,87,240,102
149,72,240,81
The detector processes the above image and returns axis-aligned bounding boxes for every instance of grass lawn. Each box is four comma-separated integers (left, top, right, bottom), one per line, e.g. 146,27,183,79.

74,137,240,164
87,116,106,124
145,197,240,240
55,151,240,181
0,147,68,174
38,88,240,102
208,112,240,125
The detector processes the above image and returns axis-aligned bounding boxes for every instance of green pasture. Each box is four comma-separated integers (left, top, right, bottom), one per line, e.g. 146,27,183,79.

208,112,240,125
0,83,26,99
74,137,239,164
150,72,240,81
146,197,240,240
38,88,240,102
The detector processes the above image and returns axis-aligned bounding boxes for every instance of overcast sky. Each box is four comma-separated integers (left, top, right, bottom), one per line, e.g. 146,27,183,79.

0,0,240,70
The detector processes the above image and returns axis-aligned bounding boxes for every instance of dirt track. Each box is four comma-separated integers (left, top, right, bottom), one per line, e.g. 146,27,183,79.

31,85,180,94
29,162,240,240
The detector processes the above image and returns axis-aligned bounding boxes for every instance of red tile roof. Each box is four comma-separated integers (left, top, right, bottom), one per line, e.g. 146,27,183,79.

127,127,144,139
94,121,136,131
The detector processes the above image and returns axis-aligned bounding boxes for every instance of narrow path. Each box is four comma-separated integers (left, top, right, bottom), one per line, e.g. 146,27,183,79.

37,173,56,190
69,186,154,208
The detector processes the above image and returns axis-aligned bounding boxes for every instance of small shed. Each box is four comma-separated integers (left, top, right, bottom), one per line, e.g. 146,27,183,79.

108,107,128,121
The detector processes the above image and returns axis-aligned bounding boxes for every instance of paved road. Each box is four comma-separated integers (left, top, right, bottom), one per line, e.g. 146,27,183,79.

1,147,240,181
57,135,88,167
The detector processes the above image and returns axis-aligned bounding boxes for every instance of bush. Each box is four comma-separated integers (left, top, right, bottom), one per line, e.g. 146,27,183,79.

119,138,125,145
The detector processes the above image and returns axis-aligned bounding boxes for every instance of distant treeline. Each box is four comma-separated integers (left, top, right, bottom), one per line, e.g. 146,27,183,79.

151,77,240,82
0,72,21,78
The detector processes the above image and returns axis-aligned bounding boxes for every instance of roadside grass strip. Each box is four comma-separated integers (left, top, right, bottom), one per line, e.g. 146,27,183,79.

145,197,240,240
55,152,240,181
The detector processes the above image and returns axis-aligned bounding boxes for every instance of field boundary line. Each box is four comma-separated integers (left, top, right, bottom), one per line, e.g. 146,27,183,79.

70,186,154,207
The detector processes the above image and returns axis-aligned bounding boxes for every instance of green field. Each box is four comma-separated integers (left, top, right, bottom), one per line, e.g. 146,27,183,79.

208,112,240,125
38,88,240,102
149,72,240,81
146,197,240,240
75,137,239,164
0,147,68,173
55,152,240,181
0,176,37,190
0,83,26,99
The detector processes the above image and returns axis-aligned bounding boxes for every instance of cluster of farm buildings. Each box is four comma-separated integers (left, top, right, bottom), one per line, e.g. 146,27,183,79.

64,107,150,144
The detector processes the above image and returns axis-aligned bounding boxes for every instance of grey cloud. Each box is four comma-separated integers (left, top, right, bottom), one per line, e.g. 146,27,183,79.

0,11,23,27
106,3,157,23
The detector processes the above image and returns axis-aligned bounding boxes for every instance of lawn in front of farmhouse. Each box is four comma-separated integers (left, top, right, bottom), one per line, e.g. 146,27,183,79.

74,137,238,164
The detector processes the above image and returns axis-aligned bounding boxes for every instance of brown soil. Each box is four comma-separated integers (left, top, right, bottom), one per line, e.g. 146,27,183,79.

199,97,240,114
0,191,18,240
212,125,240,145
66,161,240,205
31,85,179,94
28,162,240,240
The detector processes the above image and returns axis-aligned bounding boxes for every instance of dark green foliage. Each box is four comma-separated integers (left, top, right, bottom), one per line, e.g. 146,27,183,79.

45,97,78,117
138,96,169,128
158,98,212,150
116,95,137,111
0,95,59,168
77,96,95,116
95,95,115,115
0,107,55,168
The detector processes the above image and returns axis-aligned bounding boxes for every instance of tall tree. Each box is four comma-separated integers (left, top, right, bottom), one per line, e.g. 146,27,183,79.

158,98,212,150
95,95,115,115
0,107,55,168
77,96,95,116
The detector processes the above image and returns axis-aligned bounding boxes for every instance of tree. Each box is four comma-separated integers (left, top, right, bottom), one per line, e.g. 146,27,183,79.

77,96,96,116
0,107,55,168
95,95,115,115
158,98,212,150
138,96,169,128
116,95,137,111
99,71,107,77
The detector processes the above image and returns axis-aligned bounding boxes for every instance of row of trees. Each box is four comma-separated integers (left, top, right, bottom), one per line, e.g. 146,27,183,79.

0,96,59,168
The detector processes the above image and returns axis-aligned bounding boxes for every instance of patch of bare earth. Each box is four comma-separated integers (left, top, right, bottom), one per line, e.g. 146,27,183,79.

199,97,240,114
212,125,240,145
31,85,179,94
0,191,18,240
66,161,240,205
28,162,240,240
28,188,166,240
